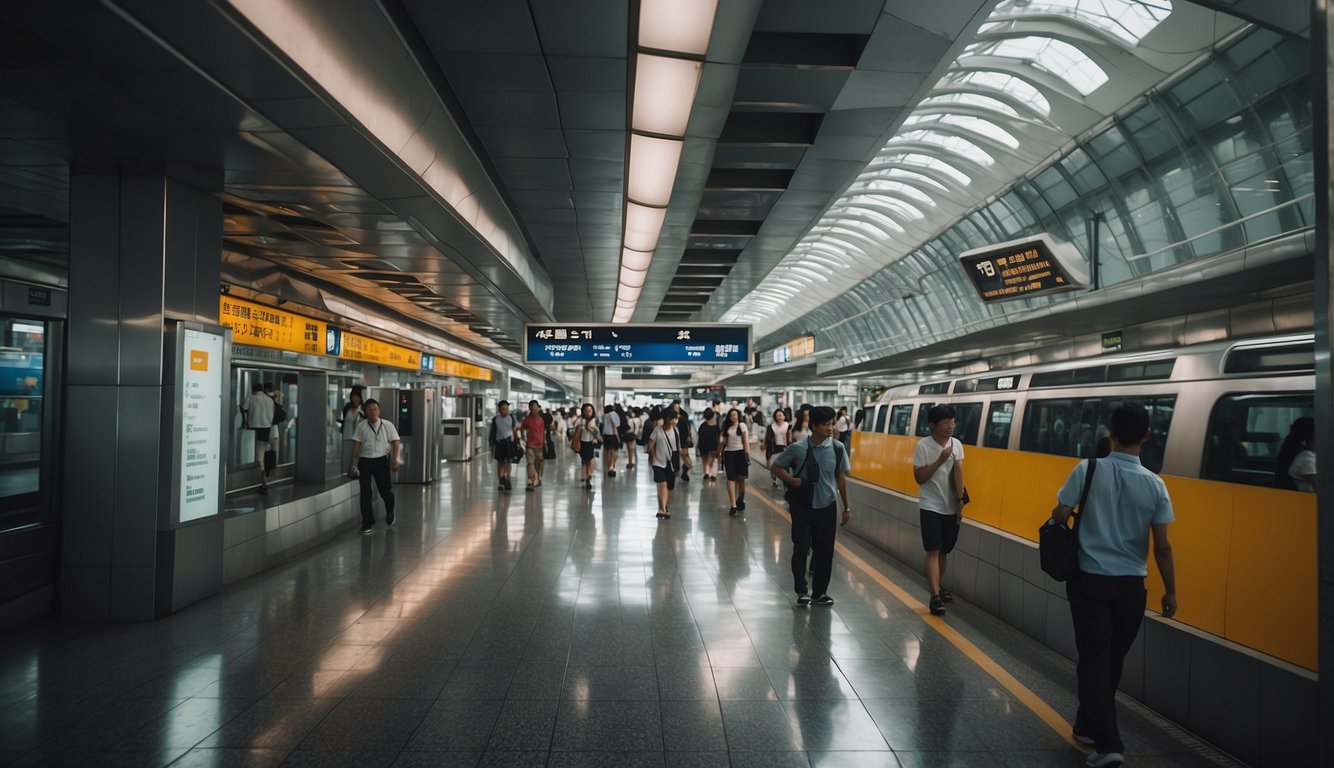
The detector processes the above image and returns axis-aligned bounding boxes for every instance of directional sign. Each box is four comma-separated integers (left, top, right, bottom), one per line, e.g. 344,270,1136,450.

524,324,751,365
958,235,1088,303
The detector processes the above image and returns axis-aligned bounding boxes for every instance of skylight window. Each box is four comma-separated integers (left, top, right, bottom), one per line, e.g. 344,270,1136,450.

992,0,1171,46
845,197,928,223
895,130,996,166
919,92,1021,118
966,36,1109,95
943,70,1052,115
846,182,935,207
881,153,973,186
903,114,1021,148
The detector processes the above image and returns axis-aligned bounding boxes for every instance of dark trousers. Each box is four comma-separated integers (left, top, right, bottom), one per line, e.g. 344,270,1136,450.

1066,573,1146,753
357,456,394,526
790,503,837,596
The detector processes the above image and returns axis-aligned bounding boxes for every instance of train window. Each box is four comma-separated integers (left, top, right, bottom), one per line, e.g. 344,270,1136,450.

874,405,889,433
984,402,1016,448
954,379,977,393
919,382,950,395
1107,359,1176,381
1031,366,1107,388
954,402,983,444
915,404,935,437
1223,342,1314,374
1021,395,1177,473
889,405,914,435
1202,392,1312,486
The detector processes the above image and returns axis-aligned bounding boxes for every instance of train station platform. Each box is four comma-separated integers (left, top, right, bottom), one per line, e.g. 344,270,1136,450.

2,450,1242,767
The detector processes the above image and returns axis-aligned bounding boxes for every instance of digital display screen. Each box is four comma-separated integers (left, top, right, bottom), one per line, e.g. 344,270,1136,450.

958,235,1087,303
178,326,226,523
524,324,751,365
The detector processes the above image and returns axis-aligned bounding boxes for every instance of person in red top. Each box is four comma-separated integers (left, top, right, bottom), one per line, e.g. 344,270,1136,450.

521,400,549,491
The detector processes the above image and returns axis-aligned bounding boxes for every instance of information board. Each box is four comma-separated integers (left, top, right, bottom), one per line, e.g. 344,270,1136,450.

958,235,1087,303
338,331,421,370
177,326,226,524
220,297,325,354
524,324,750,365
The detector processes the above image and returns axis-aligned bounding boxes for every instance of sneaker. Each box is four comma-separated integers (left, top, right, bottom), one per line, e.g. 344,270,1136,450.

929,595,946,616
504,477,513,491
737,499,746,511
681,471,690,482
1085,753,1124,768
525,484,534,492
796,593,811,606
1073,731,1096,746
812,594,835,606
939,588,954,604
728,507,738,517
609,470,616,477
386,510,395,527
358,524,373,535
585,479,593,490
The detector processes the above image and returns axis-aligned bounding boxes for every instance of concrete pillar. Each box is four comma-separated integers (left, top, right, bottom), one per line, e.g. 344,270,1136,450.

1312,1,1333,762
581,366,605,409
62,172,223,621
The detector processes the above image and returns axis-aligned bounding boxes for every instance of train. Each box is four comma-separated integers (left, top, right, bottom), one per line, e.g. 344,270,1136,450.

851,333,1318,670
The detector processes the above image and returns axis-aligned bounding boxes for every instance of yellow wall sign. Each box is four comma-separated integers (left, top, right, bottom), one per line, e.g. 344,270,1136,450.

340,331,421,370
220,297,325,354
434,357,493,382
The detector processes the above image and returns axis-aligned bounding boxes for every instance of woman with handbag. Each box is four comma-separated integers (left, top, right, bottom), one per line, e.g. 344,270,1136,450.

648,410,685,519
719,408,750,516
572,403,601,491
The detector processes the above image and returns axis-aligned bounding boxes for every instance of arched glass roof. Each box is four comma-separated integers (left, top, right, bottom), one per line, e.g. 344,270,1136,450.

721,0,1250,340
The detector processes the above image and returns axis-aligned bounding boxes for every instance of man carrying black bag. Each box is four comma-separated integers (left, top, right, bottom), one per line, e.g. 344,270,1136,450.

771,406,850,607
1049,403,1178,768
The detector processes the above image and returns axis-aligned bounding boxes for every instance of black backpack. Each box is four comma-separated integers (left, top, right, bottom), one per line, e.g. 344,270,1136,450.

269,394,287,424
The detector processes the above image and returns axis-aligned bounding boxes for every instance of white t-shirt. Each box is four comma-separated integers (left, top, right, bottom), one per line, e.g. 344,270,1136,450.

649,424,679,468
601,411,621,435
722,423,748,451
769,422,791,447
1290,449,1317,492
576,418,600,445
626,415,641,439
353,418,401,459
835,415,851,434
913,435,965,514
244,392,274,429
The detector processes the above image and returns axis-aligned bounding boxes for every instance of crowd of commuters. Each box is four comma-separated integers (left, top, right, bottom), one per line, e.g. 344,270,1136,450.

333,387,1182,768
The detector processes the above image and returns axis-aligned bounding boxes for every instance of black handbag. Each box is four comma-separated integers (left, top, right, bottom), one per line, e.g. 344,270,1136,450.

510,440,524,463
783,445,818,509
543,440,556,460
1039,458,1097,582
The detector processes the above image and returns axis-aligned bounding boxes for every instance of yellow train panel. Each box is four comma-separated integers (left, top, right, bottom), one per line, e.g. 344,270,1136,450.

851,436,1318,671
1224,485,1318,670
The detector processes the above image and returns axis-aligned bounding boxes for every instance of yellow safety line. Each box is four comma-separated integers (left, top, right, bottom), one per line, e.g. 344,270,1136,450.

746,479,1087,752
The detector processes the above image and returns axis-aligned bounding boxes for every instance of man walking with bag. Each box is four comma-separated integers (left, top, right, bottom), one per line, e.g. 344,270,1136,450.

771,406,850,607
1050,403,1177,768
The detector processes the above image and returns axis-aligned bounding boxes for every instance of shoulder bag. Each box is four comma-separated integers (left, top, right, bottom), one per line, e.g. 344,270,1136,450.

783,444,819,510
1039,458,1097,582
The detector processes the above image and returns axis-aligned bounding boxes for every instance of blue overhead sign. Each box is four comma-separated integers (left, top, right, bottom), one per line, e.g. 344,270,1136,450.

524,324,751,365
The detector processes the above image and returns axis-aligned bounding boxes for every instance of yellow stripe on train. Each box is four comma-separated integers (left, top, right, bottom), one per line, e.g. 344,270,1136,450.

852,432,1318,671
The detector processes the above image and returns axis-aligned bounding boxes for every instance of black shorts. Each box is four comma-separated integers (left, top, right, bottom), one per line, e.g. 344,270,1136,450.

578,443,596,463
652,464,677,489
723,450,750,480
920,509,961,553
252,426,271,441
602,433,621,449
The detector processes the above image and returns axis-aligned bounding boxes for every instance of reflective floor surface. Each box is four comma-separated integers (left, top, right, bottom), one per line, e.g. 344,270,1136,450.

1,448,1235,767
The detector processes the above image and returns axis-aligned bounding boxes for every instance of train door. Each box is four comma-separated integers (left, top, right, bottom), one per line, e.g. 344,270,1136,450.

228,366,302,492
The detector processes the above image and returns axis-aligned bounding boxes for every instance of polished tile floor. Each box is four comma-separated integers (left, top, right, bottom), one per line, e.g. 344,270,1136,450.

2,448,1231,767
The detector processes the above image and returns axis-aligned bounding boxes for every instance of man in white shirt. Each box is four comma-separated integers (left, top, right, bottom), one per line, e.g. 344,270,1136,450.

240,382,275,495
913,404,968,616
349,399,401,534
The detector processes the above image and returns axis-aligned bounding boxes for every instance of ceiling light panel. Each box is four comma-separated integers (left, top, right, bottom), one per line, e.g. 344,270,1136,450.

627,133,684,206
632,54,703,136
638,0,718,55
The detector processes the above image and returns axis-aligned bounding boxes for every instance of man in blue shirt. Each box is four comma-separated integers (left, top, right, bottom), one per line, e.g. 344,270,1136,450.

772,406,851,607
1051,403,1178,768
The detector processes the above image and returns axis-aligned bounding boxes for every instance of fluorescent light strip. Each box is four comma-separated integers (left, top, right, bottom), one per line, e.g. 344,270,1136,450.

611,2,715,323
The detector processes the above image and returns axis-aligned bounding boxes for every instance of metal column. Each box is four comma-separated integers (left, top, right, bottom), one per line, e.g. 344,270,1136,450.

1312,0,1333,762
581,366,605,409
